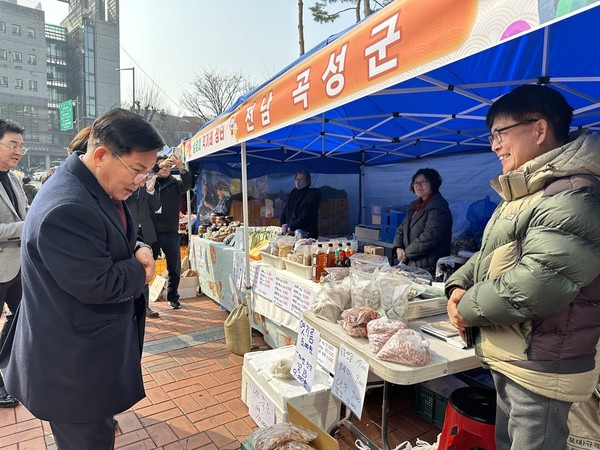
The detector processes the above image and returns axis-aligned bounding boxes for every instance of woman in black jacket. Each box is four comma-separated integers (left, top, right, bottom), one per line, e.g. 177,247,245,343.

392,168,452,275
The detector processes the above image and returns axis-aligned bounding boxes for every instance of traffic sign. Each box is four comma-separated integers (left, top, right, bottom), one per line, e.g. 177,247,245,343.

59,100,74,131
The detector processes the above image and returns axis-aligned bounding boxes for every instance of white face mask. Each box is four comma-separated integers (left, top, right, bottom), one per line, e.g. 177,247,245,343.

295,179,308,190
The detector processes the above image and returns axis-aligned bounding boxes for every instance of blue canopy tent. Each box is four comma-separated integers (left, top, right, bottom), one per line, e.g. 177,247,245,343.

183,0,600,328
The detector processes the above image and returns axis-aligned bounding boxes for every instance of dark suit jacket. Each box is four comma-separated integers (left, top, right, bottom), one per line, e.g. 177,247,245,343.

392,192,453,275
0,153,147,423
126,187,161,244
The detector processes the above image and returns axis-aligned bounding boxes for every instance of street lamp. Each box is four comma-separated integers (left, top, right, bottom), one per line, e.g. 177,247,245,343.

115,67,135,110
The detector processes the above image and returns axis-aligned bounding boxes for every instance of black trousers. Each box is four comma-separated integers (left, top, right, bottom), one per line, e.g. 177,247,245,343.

50,417,115,450
152,231,181,302
0,272,22,387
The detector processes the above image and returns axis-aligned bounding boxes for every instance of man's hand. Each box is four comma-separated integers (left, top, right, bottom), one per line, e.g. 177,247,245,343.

281,224,289,233
135,247,155,283
447,288,471,339
396,248,406,263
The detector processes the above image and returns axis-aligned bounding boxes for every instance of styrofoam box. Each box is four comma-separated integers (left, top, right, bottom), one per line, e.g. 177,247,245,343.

241,346,341,431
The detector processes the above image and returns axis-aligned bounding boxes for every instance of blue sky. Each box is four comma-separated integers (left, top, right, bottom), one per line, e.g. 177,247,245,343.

38,0,357,115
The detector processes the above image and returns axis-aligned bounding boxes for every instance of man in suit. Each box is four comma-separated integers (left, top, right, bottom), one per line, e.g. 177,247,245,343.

0,119,27,408
125,177,161,318
0,109,164,449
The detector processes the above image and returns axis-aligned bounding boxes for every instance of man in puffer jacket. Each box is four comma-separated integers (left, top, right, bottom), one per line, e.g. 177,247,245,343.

446,84,600,450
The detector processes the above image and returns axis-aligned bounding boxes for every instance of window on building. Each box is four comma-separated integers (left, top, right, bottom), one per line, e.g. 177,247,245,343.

0,77,8,88
0,21,5,33
26,27,35,38
0,49,7,60
15,78,23,90
29,80,37,91
12,24,21,35
13,51,22,63
28,54,36,65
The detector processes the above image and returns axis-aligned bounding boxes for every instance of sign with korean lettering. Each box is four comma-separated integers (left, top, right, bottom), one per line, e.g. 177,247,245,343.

249,381,276,427
273,274,293,311
331,344,369,419
233,252,245,290
59,100,74,131
189,0,481,158
290,284,316,319
317,337,338,375
291,320,321,392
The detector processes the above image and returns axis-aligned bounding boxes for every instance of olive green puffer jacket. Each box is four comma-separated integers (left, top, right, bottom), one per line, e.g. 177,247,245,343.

446,130,600,402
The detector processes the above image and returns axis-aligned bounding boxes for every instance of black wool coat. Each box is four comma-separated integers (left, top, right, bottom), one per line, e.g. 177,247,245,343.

0,153,147,423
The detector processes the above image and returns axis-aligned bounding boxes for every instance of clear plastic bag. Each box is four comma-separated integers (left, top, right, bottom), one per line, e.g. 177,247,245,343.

377,271,412,322
339,306,380,337
350,253,390,273
349,268,381,309
249,423,318,450
376,328,431,366
273,442,316,450
366,317,407,354
271,359,294,379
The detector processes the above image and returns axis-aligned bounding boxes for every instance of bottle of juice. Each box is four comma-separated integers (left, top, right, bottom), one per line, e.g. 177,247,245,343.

326,243,336,267
311,244,326,282
336,243,346,267
345,242,354,267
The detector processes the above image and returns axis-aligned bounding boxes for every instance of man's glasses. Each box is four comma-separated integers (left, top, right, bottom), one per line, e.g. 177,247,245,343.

110,151,154,184
0,142,28,155
488,119,539,145
413,180,430,187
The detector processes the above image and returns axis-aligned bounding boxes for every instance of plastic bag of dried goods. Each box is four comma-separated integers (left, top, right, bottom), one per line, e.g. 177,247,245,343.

366,317,407,354
377,328,431,366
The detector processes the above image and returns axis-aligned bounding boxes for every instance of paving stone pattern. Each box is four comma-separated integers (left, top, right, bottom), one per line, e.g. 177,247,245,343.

0,295,440,449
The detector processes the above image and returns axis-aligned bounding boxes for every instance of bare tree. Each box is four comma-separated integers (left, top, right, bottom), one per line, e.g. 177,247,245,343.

181,69,254,122
298,0,305,56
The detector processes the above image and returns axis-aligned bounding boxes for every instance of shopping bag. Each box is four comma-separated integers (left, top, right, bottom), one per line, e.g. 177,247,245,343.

567,389,600,450
224,303,252,356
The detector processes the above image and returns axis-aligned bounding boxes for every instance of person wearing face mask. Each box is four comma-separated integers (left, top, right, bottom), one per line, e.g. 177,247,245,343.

280,170,321,239
392,168,452,276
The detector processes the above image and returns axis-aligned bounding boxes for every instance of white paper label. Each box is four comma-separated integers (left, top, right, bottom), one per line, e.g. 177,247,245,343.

291,320,320,392
249,381,275,427
331,344,369,419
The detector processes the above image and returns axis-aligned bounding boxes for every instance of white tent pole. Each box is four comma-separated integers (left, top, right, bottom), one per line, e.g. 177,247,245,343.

185,160,192,246
241,142,254,348
360,155,366,225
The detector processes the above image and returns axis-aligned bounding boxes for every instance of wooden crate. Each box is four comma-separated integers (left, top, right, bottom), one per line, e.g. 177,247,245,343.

230,199,261,225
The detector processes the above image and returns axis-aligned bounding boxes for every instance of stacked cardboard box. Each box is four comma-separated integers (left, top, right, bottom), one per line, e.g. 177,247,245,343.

318,198,349,236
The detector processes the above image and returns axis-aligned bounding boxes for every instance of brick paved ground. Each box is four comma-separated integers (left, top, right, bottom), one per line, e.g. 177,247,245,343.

0,295,440,449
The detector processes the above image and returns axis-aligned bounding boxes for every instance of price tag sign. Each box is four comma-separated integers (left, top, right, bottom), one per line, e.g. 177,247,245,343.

317,337,338,374
232,252,245,290
331,344,369,419
273,275,293,311
249,381,275,427
148,275,166,303
291,320,320,392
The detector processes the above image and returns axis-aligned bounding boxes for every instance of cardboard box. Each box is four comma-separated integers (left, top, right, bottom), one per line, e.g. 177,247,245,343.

354,225,380,241
240,403,339,450
364,245,384,256
178,276,199,299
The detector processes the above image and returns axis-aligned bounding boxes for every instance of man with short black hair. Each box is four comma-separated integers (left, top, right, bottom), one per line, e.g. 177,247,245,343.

446,85,600,449
0,118,27,409
0,109,164,448
151,153,192,309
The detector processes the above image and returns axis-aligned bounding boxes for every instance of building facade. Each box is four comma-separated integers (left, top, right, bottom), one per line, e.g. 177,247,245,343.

0,0,120,174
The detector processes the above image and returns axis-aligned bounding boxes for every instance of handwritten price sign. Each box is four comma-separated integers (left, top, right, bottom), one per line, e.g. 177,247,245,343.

249,381,276,427
291,320,320,392
331,344,369,419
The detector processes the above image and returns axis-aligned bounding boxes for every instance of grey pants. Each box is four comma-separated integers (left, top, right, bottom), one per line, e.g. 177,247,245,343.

492,370,572,450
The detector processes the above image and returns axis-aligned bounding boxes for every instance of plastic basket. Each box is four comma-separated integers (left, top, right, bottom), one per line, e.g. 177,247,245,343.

414,384,448,428
259,251,286,269
285,259,313,280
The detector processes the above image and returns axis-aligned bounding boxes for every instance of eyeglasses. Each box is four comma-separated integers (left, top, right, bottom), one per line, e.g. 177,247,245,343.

0,141,28,155
488,119,539,145
413,180,430,187
110,151,154,184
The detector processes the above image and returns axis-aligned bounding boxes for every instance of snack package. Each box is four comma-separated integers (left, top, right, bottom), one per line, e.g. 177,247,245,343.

366,317,407,354
249,423,318,450
339,306,380,337
376,328,431,366
271,359,294,379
